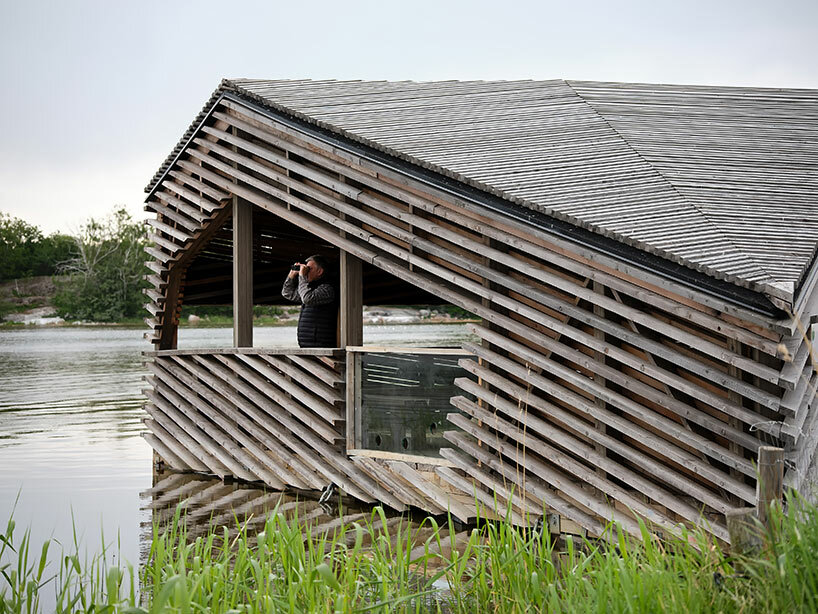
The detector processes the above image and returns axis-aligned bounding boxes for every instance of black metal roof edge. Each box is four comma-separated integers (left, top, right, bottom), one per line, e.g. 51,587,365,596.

150,87,785,319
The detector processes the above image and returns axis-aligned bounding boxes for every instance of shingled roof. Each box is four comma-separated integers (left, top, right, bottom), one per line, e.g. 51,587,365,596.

148,79,818,304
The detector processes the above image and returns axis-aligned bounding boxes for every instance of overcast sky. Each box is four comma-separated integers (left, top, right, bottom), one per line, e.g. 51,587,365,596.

1,0,816,234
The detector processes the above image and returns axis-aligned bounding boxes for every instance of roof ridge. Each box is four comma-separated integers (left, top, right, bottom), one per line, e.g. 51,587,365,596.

564,79,780,289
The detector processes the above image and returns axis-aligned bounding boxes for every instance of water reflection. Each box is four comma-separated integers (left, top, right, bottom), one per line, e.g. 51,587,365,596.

140,469,470,573
0,323,474,575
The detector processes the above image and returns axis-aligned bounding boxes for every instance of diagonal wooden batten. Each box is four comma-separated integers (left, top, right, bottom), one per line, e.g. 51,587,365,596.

146,217,192,243
154,357,305,490
446,411,646,540
260,355,343,406
186,133,782,411
142,428,195,472
438,447,543,518
167,168,230,202
447,395,718,541
434,465,527,526
384,461,475,522
161,179,221,213
146,367,266,484
210,114,781,368
454,364,733,529
443,431,608,538
235,354,343,425
153,190,210,224
143,393,232,478
457,343,755,504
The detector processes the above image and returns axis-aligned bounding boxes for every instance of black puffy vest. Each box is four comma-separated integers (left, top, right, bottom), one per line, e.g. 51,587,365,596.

297,278,338,348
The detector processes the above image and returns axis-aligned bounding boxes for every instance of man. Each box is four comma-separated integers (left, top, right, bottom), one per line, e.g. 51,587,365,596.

281,254,338,348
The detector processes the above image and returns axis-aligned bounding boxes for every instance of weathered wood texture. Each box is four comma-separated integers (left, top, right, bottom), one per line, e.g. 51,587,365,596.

144,165,233,347
142,349,472,519
143,95,818,542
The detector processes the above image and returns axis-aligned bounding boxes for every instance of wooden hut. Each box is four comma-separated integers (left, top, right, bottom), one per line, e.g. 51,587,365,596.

142,79,818,543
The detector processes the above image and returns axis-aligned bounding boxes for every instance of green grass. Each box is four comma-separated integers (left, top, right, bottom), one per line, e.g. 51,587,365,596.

2,494,818,613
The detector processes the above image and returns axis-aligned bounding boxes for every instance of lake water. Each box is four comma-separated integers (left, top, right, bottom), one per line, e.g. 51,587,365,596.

0,323,474,574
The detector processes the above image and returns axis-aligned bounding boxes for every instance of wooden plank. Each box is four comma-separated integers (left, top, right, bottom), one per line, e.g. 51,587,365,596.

142,430,193,472
456,356,752,509
233,196,253,348
143,398,231,477
154,190,210,223
161,179,220,212
260,355,342,405
168,168,230,202
460,334,757,482
145,376,262,483
340,251,363,347
149,347,343,358
146,217,194,243
163,356,326,490
348,449,456,466
152,359,305,490
349,457,418,511
450,377,730,538
445,412,645,539
439,447,543,517
286,354,344,386
443,431,607,537
434,466,526,525
469,319,766,450
148,232,183,254
346,350,357,451
234,354,343,430
145,197,203,232
756,446,784,529
448,395,724,540
386,461,475,521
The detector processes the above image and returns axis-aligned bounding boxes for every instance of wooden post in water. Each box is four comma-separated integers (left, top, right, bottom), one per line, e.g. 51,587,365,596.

725,508,760,554
756,445,785,529
233,196,253,348
727,446,784,553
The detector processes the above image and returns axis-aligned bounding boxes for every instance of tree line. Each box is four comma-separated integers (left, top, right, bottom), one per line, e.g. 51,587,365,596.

1,208,148,321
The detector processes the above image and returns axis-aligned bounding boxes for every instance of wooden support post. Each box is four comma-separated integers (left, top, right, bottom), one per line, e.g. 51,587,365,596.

340,251,363,347
756,446,785,528
158,271,182,350
726,508,761,554
233,196,253,348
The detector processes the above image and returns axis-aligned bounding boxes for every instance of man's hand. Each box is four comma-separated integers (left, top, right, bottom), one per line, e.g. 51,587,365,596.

287,263,303,280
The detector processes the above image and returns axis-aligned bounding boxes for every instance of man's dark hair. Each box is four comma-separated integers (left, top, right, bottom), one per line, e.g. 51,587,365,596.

306,254,330,271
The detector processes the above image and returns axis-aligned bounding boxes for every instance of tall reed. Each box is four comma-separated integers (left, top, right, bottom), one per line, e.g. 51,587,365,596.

2,492,818,613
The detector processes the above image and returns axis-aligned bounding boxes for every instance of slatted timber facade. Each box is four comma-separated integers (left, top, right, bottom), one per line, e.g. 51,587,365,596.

141,79,818,544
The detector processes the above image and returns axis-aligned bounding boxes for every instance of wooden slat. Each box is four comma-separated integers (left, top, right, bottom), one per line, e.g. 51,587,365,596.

142,430,194,472
385,461,475,521
145,197,204,232
146,217,192,243
162,356,325,490
168,168,230,202
161,179,220,213
151,361,297,490
154,190,210,223
456,350,755,505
